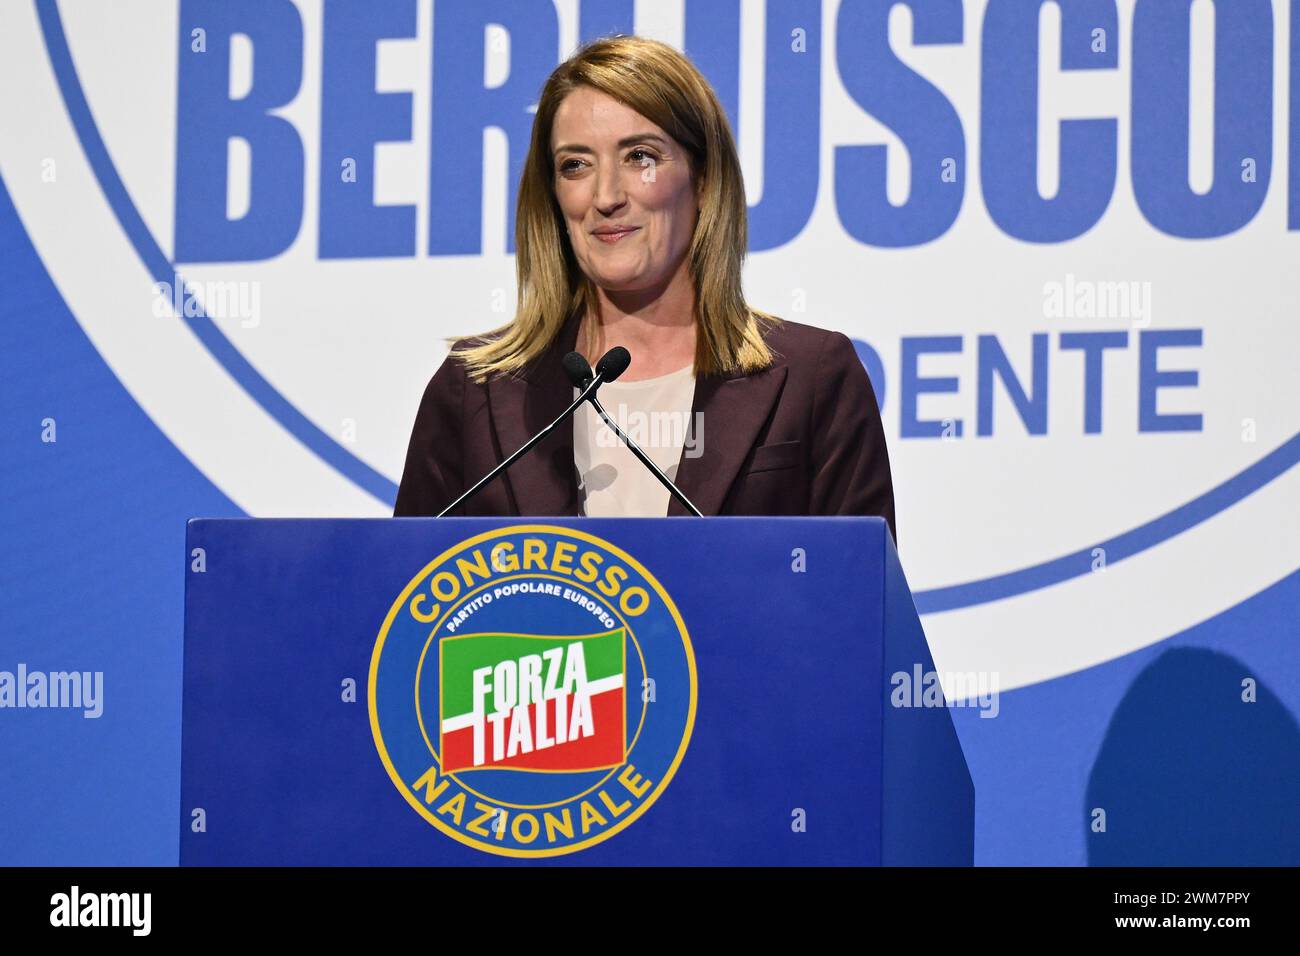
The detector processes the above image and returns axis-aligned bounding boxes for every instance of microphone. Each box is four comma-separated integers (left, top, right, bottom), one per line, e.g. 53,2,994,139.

562,350,596,389
595,346,632,384
565,349,704,517
563,347,631,388
436,351,611,517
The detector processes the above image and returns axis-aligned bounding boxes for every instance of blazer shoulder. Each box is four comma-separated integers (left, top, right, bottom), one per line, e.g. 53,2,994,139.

425,326,504,388
424,345,470,390
759,316,859,368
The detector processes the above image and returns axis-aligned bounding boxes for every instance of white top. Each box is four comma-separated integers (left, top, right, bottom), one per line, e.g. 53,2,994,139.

573,364,697,517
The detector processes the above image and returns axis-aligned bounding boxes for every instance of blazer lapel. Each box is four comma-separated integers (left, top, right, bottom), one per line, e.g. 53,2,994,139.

669,362,789,516
485,312,583,516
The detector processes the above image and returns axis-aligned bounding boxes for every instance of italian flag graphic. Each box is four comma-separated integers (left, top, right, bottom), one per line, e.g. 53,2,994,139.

439,629,626,773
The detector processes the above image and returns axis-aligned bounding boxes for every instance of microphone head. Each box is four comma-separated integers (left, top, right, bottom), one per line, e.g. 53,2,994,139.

562,351,594,388
595,346,631,383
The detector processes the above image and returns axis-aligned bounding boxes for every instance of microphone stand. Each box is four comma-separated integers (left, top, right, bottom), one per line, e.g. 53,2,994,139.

437,374,607,517
584,392,704,517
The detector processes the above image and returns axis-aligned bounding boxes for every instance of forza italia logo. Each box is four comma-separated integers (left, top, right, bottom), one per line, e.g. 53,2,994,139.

369,526,696,857
439,630,627,774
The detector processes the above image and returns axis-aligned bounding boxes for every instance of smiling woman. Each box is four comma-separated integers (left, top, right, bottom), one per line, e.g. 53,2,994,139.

548,85,702,382
394,34,896,538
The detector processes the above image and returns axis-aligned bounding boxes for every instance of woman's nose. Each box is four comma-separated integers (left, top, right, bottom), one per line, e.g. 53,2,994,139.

593,161,627,215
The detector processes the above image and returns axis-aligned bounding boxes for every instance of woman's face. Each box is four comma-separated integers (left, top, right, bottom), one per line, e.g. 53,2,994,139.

550,86,700,296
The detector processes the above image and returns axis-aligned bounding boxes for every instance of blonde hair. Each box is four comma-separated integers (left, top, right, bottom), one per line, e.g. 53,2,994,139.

455,34,778,383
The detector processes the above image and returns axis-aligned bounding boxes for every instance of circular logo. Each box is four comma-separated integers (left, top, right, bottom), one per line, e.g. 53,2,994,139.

368,525,697,857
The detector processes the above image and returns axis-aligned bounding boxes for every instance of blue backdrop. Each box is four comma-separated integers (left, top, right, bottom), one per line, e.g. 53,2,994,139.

2,0,1297,865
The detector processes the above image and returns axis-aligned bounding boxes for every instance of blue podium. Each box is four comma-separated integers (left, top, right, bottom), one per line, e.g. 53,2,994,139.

180,517,972,865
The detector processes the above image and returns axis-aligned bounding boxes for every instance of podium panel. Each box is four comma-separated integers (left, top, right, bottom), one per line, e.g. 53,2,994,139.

181,517,972,865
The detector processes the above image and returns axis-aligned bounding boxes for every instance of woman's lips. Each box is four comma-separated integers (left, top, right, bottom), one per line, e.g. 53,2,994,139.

592,227,640,243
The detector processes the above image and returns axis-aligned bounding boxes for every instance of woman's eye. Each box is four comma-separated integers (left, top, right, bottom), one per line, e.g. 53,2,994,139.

557,151,657,173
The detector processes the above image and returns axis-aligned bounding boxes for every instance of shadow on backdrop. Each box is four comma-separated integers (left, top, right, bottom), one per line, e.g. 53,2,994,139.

1086,647,1300,865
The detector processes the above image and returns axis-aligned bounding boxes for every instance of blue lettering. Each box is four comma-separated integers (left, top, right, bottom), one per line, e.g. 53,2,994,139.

1132,0,1273,238
428,0,558,255
748,0,823,251
977,333,1049,435
981,0,1118,242
1060,331,1129,433
319,0,418,259
1290,0,1299,230
174,0,304,263
901,335,963,437
1138,329,1203,432
835,0,966,247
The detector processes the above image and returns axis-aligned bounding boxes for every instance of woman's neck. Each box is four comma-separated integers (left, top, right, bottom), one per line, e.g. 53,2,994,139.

582,269,697,381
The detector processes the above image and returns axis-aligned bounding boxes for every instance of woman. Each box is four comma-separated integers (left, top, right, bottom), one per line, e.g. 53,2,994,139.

394,35,896,542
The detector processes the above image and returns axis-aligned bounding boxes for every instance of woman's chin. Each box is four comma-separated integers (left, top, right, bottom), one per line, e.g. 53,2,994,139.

590,270,651,293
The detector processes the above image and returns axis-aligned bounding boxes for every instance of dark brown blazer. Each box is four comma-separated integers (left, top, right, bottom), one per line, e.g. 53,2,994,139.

394,311,897,542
